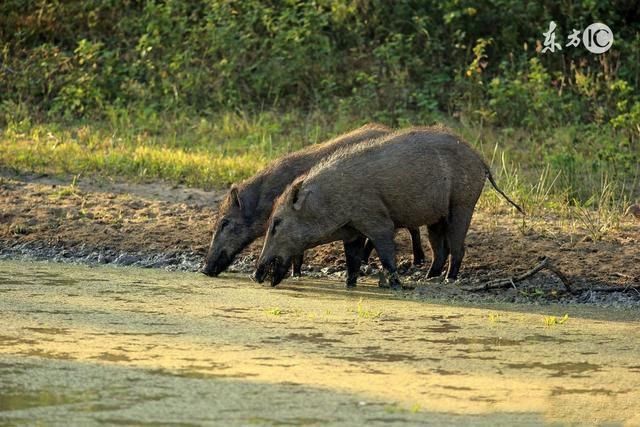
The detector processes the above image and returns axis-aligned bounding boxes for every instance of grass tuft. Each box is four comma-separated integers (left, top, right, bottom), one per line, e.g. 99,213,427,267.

356,298,382,319
543,314,569,327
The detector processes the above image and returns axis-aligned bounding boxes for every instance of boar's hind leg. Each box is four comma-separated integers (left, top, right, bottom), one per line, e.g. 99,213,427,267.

344,236,367,288
292,253,304,277
409,228,426,266
445,206,474,281
426,218,449,278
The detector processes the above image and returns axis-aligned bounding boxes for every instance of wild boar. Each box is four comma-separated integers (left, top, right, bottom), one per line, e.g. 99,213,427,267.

202,124,425,277
254,127,524,289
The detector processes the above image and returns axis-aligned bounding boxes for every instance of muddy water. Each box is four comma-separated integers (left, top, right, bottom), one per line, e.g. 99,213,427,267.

0,260,639,426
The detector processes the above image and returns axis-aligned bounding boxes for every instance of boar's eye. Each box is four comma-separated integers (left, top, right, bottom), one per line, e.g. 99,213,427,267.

271,218,282,235
219,219,229,231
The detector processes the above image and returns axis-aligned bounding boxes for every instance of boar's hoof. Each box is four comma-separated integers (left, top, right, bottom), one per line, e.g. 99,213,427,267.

387,272,403,290
345,275,358,288
377,272,388,288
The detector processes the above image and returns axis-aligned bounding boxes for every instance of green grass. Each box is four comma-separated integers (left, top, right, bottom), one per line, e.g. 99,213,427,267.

0,110,375,188
1,109,638,231
543,314,570,327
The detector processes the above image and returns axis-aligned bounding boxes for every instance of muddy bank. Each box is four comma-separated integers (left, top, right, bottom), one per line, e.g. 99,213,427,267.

1,174,639,306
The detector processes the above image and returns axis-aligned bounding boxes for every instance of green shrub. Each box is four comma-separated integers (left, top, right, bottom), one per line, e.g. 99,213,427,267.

1,1,635,130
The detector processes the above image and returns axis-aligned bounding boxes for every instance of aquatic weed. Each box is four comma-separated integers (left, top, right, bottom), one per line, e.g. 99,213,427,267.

265,307,283,316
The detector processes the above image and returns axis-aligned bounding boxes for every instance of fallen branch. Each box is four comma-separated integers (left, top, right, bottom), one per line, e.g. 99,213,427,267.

545,258,574,294
461,257,574,293
461,257,640,295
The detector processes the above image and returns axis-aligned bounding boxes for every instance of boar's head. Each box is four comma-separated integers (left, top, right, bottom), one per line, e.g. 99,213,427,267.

255,178,328,286
202,185,256,276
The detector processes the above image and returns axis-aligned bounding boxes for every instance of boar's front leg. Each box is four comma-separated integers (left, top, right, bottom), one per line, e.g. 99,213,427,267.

292,253,304,277
358,222,406,290
371,236,402,289
343,236,367,288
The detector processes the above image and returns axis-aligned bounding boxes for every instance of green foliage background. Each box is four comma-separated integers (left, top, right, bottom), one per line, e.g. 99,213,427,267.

0,1,638,205
2,1,639,125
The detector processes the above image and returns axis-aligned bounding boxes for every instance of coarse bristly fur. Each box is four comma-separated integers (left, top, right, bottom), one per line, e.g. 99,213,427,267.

202,123,425,277
257,126,523,289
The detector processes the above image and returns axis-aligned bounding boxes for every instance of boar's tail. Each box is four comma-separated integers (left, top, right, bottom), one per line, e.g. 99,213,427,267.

485,170,526,215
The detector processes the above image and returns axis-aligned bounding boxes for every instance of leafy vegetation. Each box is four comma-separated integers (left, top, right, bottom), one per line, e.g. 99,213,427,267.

1,1,638,219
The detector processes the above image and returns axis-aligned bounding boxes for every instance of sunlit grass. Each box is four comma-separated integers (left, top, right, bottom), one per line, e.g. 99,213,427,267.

0,110,363,189
0,129,269,188
1,109,637,231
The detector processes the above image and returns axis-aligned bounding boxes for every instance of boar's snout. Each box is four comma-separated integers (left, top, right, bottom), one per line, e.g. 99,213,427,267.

254,256,290,287
201,250,232,277
253,261,268,283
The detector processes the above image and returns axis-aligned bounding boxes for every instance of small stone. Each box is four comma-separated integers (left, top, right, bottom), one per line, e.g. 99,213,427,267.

321,266,339,275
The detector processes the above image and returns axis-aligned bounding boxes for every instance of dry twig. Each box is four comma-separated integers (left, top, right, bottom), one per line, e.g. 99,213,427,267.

461,257,574,293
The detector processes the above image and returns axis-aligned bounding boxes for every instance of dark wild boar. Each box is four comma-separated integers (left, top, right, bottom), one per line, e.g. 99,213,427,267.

255,127,524,289
202,124,426,277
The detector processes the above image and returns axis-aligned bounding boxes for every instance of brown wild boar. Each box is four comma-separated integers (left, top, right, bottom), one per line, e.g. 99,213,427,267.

202,124,426,277
254,127,524,289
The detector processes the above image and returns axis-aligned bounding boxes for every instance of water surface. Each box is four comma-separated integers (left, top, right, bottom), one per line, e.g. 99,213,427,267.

1,260,639,425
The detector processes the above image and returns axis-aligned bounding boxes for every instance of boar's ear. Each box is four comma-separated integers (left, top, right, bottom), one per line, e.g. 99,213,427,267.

291,181,311,211
230,185,243,210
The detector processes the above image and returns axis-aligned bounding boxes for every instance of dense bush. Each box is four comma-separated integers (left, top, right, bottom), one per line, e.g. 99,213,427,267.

1,1,638,127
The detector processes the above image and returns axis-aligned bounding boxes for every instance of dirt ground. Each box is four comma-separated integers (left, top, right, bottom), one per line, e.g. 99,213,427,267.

1,173,639,304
